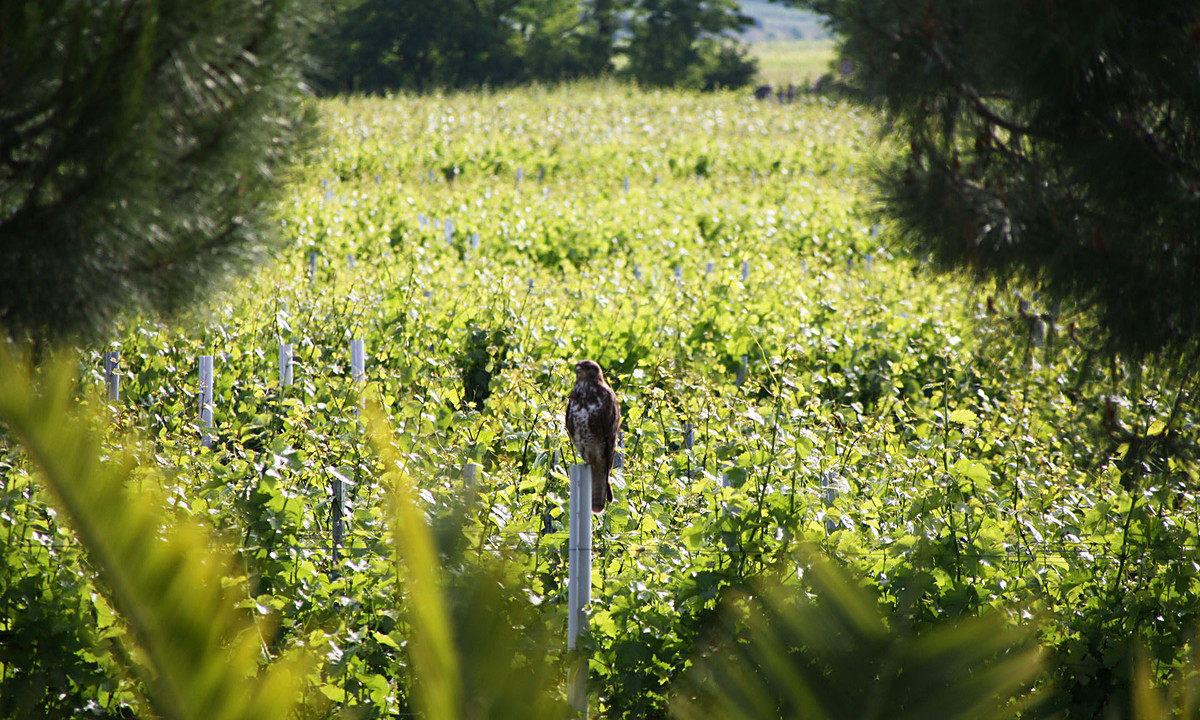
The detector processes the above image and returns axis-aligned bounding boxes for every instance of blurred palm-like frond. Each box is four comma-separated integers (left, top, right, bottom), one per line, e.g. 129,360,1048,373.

673,551,1043,720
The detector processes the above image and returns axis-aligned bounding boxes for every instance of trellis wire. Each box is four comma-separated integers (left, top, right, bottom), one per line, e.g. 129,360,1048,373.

19,533,1164,566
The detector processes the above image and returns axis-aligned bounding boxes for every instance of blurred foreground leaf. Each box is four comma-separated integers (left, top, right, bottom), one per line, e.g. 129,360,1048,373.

365,397,567,720
673,551,1043,720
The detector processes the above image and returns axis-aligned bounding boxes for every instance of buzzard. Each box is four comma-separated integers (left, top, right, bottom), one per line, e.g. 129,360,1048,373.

566,359,620,513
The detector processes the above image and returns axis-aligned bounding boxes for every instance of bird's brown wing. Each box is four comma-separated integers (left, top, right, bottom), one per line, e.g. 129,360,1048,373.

589,388,619,470
565,394,577,442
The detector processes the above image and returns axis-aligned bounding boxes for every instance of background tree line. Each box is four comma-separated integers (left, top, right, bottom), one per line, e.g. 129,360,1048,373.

309,0,760,93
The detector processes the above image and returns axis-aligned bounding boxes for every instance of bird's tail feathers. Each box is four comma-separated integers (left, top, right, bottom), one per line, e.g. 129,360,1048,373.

592,465,611,513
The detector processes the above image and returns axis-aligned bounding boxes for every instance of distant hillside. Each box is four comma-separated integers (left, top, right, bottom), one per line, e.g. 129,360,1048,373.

737,0,831,42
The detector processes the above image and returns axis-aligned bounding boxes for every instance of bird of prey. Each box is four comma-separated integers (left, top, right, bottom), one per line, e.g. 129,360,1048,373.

565,359,620,513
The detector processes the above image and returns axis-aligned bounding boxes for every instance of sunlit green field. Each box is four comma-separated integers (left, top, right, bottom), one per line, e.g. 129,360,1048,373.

750,38,837,86
7,82,1197,718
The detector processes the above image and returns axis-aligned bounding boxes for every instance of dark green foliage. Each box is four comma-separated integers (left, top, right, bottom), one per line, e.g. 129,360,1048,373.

0,0,313,343
0,466,128,719
786,0,1200,364
698,43,760,91
312,0,757,93
625,0,757,89
312,0,616,93
458,327,511,409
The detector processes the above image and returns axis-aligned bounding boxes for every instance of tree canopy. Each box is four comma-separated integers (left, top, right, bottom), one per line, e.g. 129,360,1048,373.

0,0,313,343
312,0,757,93
787,0,1200,364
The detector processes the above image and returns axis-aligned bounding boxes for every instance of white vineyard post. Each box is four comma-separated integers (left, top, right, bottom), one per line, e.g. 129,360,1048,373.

736,355,748,388
568,464,592,718
104,351,120,403
538,165,546,183
347,253,355,270
463,462,479,488
1044,298,1061,359
332,339,367,570
516,166,523,186
199,355,214,449
683,422,695,478
1031,316,1047,348
279,343,294,387
705,261,714,278
351,339,366,384
674,266,683,287
741,260,750,283
623,176,629,193
308,251,317,285
444,219,455,245
821,470,840,533
330,469,345,571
